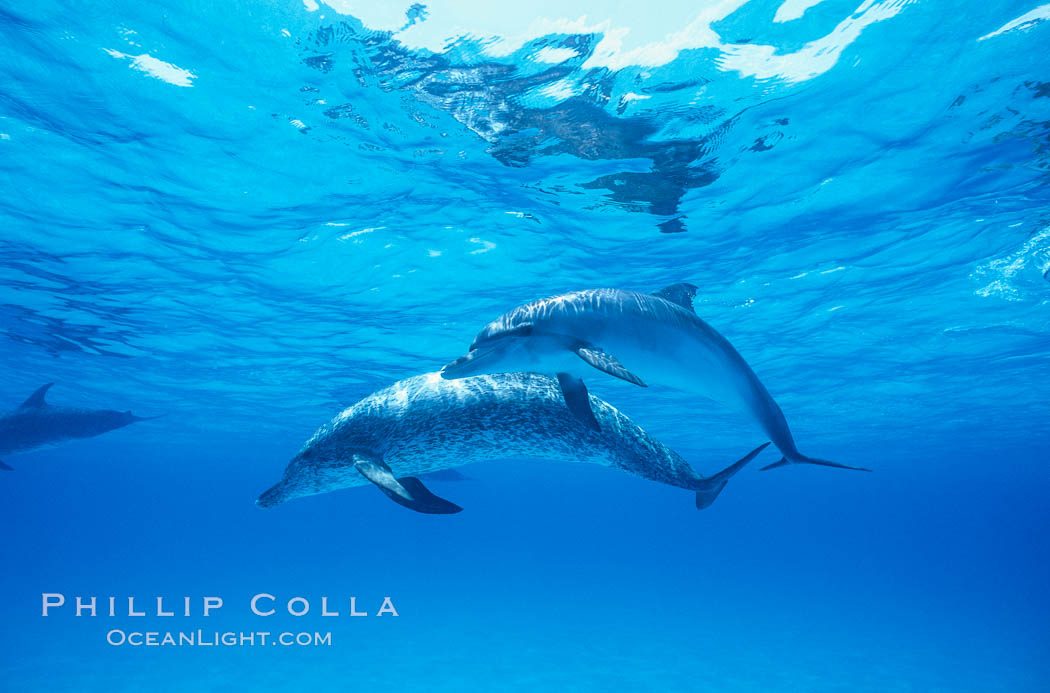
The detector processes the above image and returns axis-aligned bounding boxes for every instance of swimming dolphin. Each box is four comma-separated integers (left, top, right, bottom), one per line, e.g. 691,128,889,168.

256,372,768,514
0,383,160,469
440,285,868,472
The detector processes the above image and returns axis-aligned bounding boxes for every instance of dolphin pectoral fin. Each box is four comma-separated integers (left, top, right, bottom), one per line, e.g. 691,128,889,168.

18,383,54,410
354,456,463,514
573,346,646,387
760,455,872,472
695,442,770,510
388,478,464,514
0,459,12,471
556,373,601,431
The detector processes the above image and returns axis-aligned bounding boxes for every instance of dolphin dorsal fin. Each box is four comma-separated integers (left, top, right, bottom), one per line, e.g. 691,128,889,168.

652,283,698,312
19,383,54,409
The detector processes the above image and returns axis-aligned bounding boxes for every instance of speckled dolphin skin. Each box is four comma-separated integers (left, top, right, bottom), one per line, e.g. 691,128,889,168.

257,372,767,513
0,383,160,470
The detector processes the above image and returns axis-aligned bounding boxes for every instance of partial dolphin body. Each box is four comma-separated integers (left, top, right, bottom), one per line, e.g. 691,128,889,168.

441,285,868,472
0,383,159,469
257,372,767,514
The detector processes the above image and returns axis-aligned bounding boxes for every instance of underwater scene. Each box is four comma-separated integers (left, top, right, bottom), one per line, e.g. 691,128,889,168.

1,0,1048,690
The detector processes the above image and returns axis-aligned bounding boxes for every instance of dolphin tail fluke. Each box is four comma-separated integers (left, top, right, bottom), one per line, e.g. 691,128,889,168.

759,457,791,471
760,454,871,472
694,442,769,510
0,459,12,471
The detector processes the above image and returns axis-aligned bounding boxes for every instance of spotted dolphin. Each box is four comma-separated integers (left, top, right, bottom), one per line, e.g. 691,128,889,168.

440,285,868,472
0,383,161,469
257,372,768,514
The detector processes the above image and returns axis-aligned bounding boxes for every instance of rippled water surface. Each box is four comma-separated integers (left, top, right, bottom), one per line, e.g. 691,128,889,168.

1,1,1049,691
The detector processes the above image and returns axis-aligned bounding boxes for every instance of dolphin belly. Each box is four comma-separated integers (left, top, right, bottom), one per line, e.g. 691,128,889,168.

563,323,751,417
0,412,75,456
596,324,801,451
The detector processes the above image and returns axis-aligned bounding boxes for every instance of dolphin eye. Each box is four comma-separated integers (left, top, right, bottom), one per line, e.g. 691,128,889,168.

502,325,533,338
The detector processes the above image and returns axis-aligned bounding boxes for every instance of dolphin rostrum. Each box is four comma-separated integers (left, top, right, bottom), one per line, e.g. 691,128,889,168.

256,372,768,514
0,383,160,469
440,285,868,472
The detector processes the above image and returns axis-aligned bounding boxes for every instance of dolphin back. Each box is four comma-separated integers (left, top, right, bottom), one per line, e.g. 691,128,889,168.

471,288,704,348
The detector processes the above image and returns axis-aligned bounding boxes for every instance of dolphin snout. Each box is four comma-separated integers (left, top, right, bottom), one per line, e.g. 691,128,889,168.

440,352,479,379
441,341,513,379
257,481,287,508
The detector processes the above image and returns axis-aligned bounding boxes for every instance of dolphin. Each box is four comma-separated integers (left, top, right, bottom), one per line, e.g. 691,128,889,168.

256,372,768,514
440,285,868,472
0,383,160,469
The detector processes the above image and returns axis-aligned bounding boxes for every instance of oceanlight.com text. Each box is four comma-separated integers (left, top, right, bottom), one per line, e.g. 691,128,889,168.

106,629,332,647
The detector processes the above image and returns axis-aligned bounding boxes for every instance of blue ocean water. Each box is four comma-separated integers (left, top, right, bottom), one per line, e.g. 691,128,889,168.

1,0,1049,690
